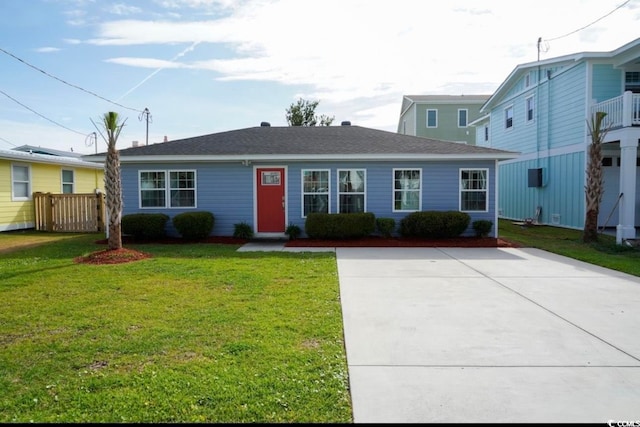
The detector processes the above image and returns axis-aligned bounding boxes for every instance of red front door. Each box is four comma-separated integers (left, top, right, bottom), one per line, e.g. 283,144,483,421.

256,167,285,233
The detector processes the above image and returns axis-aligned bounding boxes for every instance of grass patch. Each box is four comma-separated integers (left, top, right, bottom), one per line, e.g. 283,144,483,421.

499,219,640,277
0,233,351,423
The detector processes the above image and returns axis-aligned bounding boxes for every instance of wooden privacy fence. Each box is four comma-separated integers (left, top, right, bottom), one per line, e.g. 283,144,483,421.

33,192,105,233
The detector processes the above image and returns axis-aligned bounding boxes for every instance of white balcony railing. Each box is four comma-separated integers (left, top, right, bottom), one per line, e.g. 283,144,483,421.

590,91,640,129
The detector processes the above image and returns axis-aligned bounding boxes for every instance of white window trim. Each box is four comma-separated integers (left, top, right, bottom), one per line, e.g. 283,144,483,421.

301,169,331,218
426,109,438,128
337,168,366,213
61,168,75,194
504,105,514,130
484,124,490,143
458,109,468,128
524,73,531,88
459,168,489,213
392,168,422,212
138,169,197,209
11,163,31,201
525,95,535,124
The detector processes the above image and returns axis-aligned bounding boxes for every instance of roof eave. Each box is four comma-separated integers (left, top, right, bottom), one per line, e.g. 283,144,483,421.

116,153,519,163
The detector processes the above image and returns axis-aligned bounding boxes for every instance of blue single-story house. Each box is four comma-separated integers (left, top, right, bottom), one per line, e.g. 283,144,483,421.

84,122,517,238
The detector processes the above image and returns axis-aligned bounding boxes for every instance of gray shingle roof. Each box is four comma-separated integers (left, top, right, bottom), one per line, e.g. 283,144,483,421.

113,125,516,159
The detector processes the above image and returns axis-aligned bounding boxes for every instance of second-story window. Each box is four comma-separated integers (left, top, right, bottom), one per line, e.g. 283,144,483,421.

526,96,535,123
426,109,437,128
484,124,489,142
458,109,468,127
505,106,513,129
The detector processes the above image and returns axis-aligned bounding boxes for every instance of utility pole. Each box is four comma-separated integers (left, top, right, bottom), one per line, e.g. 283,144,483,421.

139,107,152,145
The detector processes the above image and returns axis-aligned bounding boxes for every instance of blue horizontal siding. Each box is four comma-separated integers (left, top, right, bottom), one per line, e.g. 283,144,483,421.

592,64,624,102
122,160,498,238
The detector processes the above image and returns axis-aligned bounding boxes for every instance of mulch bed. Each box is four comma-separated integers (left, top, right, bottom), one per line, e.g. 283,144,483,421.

285,236,520,248
78,235,520,265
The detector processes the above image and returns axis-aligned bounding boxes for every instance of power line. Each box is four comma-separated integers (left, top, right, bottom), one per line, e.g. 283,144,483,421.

546,0,631,41
0,46,142,113
0,89,87,136
0,136,17,147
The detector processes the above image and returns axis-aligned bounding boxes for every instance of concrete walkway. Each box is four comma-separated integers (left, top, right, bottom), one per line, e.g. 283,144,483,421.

239,242,640,423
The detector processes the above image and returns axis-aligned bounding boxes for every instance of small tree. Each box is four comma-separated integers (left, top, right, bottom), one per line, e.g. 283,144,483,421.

583,111,608,243
94,112,127,250
285,98,334,126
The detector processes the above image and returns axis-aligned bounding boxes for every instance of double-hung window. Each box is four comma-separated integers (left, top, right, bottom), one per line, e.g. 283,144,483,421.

460,169,488,212
526,96,535,123
302,169,329,216
62,169,74,194
458,109,468,128
139,170,196,208
426,109,437,128
12,164,30,200
393,169,421,211
505,105,514,129
338,169,365,213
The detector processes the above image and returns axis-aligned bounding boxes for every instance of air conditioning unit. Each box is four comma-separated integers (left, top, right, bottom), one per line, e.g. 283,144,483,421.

528,168,543,187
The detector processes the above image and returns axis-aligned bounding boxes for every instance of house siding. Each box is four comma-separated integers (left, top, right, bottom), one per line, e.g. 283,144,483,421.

414,103,479,144
498,151,585,228
591,63,624,102
122,160,499,238
0,160,104,231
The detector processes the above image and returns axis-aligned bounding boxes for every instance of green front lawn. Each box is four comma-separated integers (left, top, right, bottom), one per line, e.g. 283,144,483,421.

0,233,352,423
499,219,640,277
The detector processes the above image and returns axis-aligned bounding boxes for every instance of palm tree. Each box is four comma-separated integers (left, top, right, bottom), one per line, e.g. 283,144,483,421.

99,112,127,250
583,111,608,243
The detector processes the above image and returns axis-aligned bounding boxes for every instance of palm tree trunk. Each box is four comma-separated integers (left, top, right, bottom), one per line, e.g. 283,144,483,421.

105,143,122,250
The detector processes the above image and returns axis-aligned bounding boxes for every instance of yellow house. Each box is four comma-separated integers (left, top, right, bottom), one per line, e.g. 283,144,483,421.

0,148,104,231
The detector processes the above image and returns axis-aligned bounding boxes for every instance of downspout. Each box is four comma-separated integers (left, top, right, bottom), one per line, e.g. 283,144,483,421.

536,37,542,222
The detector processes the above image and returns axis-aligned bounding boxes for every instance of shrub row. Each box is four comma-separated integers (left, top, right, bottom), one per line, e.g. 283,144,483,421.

305,212,376,239
122,210,493,241
304,211,492,239
122,211,214,240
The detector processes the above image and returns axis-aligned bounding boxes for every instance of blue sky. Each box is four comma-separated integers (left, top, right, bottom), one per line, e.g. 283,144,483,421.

1,0,638,154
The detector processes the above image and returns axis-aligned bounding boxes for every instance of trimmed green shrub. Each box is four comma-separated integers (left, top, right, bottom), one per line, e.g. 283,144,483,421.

472,219,493,237
121,213,169,240
172,211,215,240
233,222,254,239
399,210,471,238
305,212,376,239
376,217,396,238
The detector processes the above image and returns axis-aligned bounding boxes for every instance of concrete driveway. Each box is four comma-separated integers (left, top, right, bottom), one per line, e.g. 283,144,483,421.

336,247,640,423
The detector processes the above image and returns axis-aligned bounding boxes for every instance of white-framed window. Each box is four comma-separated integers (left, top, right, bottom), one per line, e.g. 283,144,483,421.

524,74,531,87
393,169,421,212
302,169,330,217
484,124,490,142
458,109,468,128
338,169,366,213
139,170,196,208
11,164,31,201
504,105,514,129
61,169,74,194
526,95,535,123
426,109,437,128
460,169,488,212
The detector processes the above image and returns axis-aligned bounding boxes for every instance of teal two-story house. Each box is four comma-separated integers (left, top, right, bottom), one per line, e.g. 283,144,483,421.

470,37,640,244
